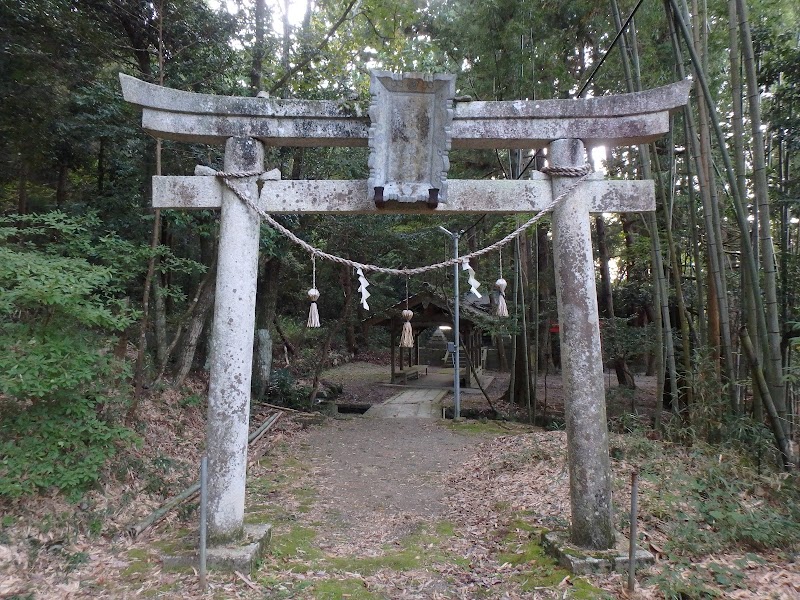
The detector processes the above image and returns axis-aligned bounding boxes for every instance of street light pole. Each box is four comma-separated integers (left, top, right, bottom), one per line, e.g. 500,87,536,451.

439,226,461,420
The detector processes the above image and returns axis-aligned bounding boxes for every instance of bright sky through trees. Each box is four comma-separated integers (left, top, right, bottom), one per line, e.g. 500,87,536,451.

207,0,310,34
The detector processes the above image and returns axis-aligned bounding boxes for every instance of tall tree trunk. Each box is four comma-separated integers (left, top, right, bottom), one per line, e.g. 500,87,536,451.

129,7,163,420
511,233,534,414
596,213,633,389
728,0,761,418
610,0,675,400
252,257,282,401
655,133,694,410
340,263,358,355
690,0,736,409
685,147,706,346
17,162,28,215
308,276,355,406
172,263,218,389
735,0,787,433
666,0,777,423
56,163,68,208
153,271,168,367
250,0,266,94
536,225,555,373
595,216,615,318
506,152,533,410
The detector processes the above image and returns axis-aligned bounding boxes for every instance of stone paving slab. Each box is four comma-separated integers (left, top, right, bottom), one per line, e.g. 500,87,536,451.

364,388,447,419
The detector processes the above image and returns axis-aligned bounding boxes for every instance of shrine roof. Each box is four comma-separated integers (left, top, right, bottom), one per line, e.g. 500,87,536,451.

364,286,492,330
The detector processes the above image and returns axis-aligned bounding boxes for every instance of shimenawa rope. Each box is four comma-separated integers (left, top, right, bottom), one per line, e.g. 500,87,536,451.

208,166,592,277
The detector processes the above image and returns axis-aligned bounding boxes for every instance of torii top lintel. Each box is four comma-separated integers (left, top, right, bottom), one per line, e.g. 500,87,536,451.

119,72,690,150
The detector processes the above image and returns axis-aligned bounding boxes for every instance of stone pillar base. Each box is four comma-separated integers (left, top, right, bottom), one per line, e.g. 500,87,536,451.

541,530,654,575
160,523,271,576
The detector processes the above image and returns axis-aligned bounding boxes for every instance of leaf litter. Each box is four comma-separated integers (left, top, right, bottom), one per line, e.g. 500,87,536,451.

0,369,798,599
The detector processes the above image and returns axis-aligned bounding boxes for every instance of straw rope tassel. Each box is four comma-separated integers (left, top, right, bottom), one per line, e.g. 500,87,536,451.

495,278,509,317
495,249,508,317
400,309,414,348
307,254,320,328
399,277,414,348
307,289,320,327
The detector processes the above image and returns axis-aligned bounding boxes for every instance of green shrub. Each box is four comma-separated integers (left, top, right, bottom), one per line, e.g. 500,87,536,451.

0,212,141,500
263,368,311,409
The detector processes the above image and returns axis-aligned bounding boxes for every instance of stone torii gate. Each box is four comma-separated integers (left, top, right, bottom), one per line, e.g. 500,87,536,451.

121,71,689,551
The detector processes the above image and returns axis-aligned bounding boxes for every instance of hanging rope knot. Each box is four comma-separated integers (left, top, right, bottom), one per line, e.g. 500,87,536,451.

306,288,320,328
195,166,266,180
306,252,320,327
541,163,592,178
215,170,264,179
495,278,509,318
400,309,414,348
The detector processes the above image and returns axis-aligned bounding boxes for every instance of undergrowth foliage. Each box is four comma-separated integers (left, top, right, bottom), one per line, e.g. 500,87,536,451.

0,213,141,500
614,423,800,598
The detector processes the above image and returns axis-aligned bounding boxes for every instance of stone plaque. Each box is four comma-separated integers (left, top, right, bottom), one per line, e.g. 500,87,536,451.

367,71,455,208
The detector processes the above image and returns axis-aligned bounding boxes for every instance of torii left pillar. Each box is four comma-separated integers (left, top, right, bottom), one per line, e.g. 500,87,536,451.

550,138,614,549
206,136,265,542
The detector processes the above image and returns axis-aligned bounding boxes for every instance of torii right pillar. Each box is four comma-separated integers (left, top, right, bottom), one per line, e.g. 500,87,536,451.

550,138,615,549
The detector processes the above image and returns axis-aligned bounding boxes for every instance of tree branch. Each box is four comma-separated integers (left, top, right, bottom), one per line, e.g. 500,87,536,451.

268,0,359,95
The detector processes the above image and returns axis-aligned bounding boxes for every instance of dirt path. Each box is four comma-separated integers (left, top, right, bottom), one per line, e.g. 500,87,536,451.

304,418,482,553
249,415,606,600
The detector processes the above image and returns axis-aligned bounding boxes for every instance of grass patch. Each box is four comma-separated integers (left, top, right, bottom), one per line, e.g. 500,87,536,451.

312,578,384,599
446,419,512,435
270,525,322,562
496,521,608,598
120,559,151,578
150,527,194,556
434,521,456,537
245,503,294,525
126,548,149,561
327,522,468,576
622,437,800,557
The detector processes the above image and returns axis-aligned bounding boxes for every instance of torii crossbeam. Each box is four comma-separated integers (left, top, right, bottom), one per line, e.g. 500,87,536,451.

121,71,689,551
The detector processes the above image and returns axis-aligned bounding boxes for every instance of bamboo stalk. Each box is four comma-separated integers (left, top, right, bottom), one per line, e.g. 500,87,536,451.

740,328,793,470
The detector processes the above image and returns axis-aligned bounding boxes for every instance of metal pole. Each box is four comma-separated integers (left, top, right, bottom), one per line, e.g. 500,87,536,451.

628,469,639,593
439,226,462,420
453,232,461,420
199,455,208,592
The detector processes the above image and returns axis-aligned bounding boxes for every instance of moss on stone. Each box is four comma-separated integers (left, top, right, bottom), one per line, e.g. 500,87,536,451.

499,524,609,597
